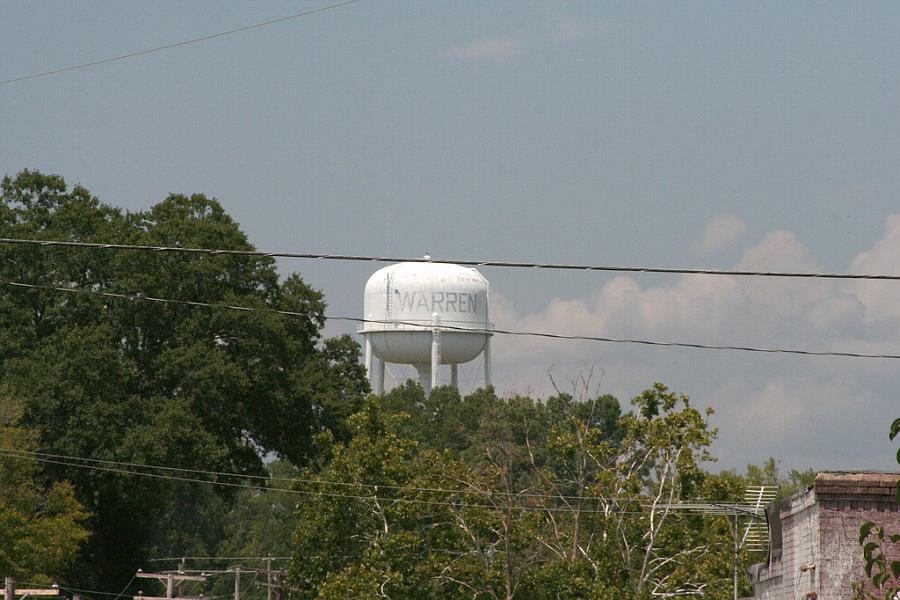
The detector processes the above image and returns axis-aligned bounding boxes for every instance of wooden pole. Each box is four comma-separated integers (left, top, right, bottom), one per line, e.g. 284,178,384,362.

5,578,13,600
233,567,240,600
178,559,186,598
266,557,272,600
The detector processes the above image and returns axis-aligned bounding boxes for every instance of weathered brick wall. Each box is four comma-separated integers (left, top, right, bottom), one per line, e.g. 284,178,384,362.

815,472,899,598
750,471,899,600
751,570,782,600
782,491,820,599
751,487,819,600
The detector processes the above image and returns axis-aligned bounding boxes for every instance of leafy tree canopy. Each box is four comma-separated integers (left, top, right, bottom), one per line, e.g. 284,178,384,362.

0,170,368,588
290,383,771,599
0,395,89,582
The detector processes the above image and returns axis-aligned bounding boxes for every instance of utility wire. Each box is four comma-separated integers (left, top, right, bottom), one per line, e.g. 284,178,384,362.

109,574,137,600
18,583,115,600
0,450,760,517
0,449,646,515
3,448,744,505
0,0,363,86
0,236,897,281
146,556,290,562
51,583,131,599
52,578,229,600
3,279,899,361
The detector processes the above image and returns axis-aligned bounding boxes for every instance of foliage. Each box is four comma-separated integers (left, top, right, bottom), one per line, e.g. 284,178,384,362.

288,383,765,599
0,170,368,588
200,460,300,600
744,457,815,499
0,395,89,582
853,417,900,599
1,169,817,596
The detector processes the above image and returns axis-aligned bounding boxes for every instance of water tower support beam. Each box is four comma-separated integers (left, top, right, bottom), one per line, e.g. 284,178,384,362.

364,337,373,384
430,314,441,396
375,357,385,396
450,364,458,389
483,337,492,389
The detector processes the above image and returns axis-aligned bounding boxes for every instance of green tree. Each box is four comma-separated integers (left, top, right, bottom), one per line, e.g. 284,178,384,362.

290,397,554,600
0,170,368,588
291,384,733,599
0,395,89,582
196,460,301,600
534,383,719,597
853,418,900,599
744,457,815,499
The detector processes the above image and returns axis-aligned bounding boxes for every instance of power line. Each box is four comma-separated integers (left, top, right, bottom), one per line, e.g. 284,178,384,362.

3,279,899,361
0,450,759,517
0,236,897,281
109,574,137,600
0,0,362,86
0,449,639,514
17,583,121,600
145,557,290,563
46,583,229,600
51,584,130,599
0,449,599,511
6,448,515,498
3,448,730,504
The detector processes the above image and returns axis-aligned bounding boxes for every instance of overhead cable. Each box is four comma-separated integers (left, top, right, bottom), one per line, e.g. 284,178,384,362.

0,450,762,517
0,0,362,86
0,236,897,281
0,449,655,515
2,279,899,361
3,448,728,504
16,581,135,600
146,556,290,562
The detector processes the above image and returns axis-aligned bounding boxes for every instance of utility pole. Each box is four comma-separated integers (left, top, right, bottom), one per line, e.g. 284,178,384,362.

233,567,240,600
733,514,739,600
1,579,59,600
133,570,206,600
257,561,284,600
177,559,186,599
262,556,284,600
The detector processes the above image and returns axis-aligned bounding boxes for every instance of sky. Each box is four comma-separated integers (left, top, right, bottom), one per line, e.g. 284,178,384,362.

3,1,900,472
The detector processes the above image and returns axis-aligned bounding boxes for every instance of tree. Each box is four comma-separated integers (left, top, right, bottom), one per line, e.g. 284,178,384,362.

0,170,368,588
290,383,737,599
853,417,900,599
197,460,301,600
744,457,815,499
290,395,558,600
0,395,89,582
531,383,720,597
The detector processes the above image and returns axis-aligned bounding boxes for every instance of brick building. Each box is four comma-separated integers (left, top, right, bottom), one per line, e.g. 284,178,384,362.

748,471,899,599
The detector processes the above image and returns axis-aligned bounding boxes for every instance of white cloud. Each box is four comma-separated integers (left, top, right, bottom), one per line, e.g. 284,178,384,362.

691,215,747,258
441,36,523,63
850,214,900,322
487,216,900,471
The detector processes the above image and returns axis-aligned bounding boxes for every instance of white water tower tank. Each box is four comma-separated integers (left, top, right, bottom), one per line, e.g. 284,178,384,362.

360,260,492,396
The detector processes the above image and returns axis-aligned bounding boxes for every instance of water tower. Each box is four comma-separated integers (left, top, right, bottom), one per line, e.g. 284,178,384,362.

360,260,492,396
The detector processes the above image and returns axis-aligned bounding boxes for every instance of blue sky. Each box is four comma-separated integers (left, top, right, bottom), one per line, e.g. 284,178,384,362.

3,1,900,472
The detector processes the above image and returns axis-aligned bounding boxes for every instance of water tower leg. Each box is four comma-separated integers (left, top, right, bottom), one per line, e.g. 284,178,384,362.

364,337,373,384
483,337,492,389
375,357,385,396
415,364,431,397
430,323,441,395
450,364,458,389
